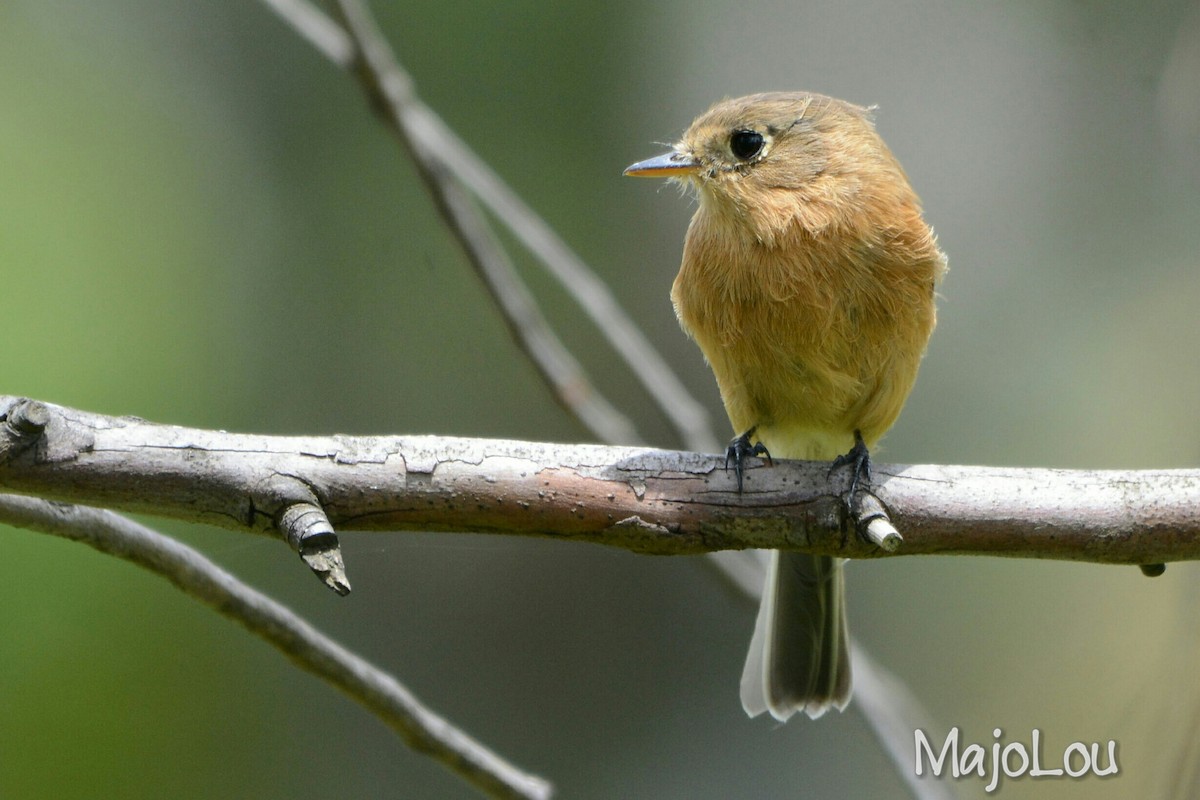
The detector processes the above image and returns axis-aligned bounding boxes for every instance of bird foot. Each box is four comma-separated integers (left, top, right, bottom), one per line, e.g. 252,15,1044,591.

725,427,772,493
828,430,871,514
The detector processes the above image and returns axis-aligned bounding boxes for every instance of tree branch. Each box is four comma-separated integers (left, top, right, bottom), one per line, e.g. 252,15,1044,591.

5,396,1197,566
0,492,551,800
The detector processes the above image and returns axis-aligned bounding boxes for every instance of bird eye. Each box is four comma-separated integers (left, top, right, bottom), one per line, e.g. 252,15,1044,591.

729,129,765,161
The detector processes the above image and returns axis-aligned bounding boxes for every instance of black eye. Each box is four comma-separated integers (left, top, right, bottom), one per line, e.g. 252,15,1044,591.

729,129,765,161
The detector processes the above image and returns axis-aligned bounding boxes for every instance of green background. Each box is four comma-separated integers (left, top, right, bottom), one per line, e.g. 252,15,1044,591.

3,1,1200,798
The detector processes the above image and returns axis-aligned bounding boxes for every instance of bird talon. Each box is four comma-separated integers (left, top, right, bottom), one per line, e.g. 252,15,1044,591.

725,426,772,492
829,429,872,512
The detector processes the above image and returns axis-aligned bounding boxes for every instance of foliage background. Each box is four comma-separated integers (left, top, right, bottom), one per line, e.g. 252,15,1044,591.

2,1,1199,797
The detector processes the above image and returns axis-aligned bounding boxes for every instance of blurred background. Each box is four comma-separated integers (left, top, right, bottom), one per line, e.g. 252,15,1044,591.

3,0,1200,797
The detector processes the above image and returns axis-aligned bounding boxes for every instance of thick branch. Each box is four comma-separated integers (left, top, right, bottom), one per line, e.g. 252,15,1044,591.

3,397,1198,565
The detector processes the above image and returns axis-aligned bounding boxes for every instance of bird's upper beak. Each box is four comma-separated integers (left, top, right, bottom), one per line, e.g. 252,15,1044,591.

623,151,699,178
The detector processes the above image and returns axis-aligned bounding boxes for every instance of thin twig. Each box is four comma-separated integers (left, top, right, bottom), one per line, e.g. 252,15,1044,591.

851,643,962,800
258,0,354,63
0,493,551,800
398,103,719,451
257,0,717,453
330,0,638,445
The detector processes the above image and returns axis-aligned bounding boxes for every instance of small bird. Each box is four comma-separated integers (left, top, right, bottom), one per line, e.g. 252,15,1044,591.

626,92,945,721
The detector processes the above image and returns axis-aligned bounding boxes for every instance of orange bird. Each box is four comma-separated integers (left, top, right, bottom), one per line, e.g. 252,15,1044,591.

626,92,945,720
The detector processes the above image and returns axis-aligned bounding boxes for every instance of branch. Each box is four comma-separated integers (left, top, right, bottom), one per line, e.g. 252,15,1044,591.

0,493,551,800
4,396,1198,566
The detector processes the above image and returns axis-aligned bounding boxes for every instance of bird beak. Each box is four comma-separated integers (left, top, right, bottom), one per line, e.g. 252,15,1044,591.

623,151,699,178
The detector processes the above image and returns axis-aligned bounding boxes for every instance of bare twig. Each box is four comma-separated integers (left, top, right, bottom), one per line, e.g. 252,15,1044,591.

0,493,551,800
4,397,1199,565
257,0,718,453
328,0,639,446
258,0,354,63
398,101,719,450
851,643,962,800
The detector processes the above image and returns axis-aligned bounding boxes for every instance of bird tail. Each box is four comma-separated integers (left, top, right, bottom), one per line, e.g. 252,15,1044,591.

740,551,852,720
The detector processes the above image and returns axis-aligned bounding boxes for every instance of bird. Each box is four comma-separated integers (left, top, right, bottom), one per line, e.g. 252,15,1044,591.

625,92,946,721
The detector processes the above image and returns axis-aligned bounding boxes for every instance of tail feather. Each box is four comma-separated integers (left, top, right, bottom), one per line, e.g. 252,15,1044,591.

740,550,852,720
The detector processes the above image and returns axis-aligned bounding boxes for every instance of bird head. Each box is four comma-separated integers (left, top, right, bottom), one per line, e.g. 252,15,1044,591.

626,92,914,245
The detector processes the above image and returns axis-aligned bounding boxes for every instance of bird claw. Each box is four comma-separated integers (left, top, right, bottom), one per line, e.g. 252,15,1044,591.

725,426,772,493
828,429,872,512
